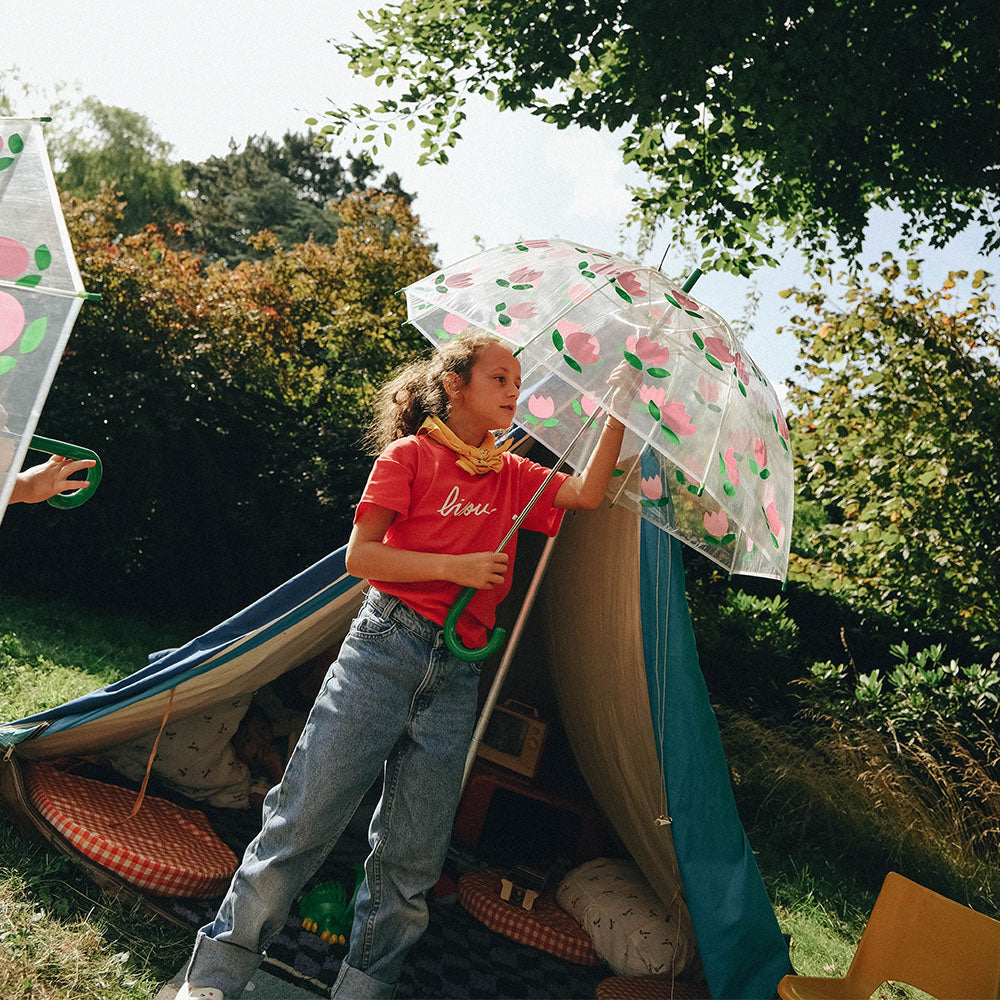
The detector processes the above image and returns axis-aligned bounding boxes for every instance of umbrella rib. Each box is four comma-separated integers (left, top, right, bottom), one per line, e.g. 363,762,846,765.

0,279,97,301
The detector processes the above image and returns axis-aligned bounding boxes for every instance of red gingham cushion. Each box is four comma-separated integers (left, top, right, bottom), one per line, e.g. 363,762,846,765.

24,762,238,898
596,975,710,999
458,867,600,966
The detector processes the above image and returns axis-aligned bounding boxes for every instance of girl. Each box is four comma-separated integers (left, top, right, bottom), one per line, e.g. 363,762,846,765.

177,333,628,1000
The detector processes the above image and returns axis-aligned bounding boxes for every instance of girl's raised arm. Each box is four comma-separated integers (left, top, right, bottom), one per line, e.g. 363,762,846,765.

553,415,626,511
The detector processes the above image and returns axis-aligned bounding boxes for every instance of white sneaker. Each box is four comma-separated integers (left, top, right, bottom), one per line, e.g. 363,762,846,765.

176,987,225,1000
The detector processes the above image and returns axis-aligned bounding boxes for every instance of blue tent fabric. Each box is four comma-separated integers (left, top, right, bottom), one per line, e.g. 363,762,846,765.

0,546,360,748
640,521,791,999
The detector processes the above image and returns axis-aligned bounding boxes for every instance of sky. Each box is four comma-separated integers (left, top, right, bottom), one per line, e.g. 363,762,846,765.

4,0,995,393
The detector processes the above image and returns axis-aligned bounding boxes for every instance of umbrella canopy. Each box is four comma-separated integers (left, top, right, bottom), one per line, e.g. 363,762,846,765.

0,117,99,525
404,238,793,581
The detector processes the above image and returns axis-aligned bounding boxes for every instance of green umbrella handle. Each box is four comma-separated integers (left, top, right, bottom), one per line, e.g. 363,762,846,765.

28,435,103,509
445,586,508,662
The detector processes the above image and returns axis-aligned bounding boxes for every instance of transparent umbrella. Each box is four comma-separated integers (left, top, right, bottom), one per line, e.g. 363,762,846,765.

0,117,102,525
403,238,794,590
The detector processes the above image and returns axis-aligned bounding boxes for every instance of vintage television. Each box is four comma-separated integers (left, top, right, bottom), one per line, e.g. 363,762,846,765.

476,700,547,778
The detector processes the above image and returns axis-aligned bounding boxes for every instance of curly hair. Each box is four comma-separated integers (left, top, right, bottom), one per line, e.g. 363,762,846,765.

366,332,505,454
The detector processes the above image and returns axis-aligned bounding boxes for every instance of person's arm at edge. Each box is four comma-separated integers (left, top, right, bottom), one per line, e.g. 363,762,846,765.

553,415,626,511
345,504,510,591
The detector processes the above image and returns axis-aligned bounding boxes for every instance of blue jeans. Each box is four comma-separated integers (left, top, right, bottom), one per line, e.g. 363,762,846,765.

184,588,481,999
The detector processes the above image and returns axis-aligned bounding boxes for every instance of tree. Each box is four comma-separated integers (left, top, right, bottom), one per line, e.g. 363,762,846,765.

180,131,411,261
52,96,186,234
0,187,436,619
784,258,1000,645
324,1,1000,274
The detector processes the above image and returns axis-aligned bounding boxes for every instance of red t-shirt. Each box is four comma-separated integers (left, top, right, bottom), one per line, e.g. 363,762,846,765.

354,434,569,649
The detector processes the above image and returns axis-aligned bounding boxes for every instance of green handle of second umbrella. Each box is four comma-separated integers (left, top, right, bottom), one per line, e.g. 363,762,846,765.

28,435,103,509
444,586,508,662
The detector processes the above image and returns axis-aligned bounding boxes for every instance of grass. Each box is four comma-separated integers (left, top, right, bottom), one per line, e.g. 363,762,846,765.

0,591,957,998
0,824,191,1000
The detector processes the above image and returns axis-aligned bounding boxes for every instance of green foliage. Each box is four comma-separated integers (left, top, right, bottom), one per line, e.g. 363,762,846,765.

326,1,1000,274
784,258,1000,644
0,187,435,619
805,642,1000,747
687,574,810,714
51,97,186,234
180,131,411,261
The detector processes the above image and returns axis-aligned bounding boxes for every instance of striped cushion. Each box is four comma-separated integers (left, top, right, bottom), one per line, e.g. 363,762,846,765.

458,867,600,966
25,762,238,898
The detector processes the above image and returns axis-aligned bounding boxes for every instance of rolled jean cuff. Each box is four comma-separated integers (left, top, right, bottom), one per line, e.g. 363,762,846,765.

330,960,395,999
185,930,262,999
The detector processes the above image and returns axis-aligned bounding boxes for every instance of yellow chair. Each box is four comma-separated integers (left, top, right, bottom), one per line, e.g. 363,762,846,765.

778,871,1000,1000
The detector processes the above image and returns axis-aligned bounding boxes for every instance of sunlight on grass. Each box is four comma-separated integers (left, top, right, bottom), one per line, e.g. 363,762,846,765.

0,825,190,1000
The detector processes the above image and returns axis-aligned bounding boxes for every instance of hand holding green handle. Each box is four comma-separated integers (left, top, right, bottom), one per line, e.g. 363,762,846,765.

28,435,103,509
444,586,508,662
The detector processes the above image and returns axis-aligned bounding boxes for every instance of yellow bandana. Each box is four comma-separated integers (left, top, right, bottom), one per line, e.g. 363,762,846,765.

419,416,512,475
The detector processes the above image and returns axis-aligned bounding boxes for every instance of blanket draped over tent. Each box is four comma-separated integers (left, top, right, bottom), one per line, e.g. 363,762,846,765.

1,502,790,998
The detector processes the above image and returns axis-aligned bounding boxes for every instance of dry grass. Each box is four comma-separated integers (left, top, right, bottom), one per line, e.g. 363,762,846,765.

0,825,191,1000
717,707,1000,917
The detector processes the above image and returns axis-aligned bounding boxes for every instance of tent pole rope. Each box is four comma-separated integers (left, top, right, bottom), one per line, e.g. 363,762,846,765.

460,529,561,791
111,687,175,826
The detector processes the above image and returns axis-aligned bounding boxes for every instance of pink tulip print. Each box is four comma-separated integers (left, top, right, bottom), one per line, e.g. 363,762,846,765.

641,476,663,500
703,336,736,365
703,510,729,539
564,331,601,365
525,394,559,427
662,401,697,437
0,291,26,352
753,437,768,471
508,267,543,286
444,272,474,289
640,384,668,423
723,448,741,486
626,334,670,370
570,392,601,421
442,313,469,336
765,502,785,547
505,302,538,320
529,395,554,420
762,484,785,548
773,408,791,451
617,271,647,298
518,240,551,249
697,375,720,405
0,237,30,279
640,475,668,507
567,283,590,303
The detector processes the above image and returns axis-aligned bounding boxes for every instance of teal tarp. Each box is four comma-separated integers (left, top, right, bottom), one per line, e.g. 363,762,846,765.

641,522,791,998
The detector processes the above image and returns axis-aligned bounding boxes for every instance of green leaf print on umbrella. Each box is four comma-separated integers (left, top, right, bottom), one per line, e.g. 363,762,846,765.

18,316,47,354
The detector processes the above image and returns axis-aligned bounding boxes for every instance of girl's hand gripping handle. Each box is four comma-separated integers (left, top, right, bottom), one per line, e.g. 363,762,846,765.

28,435,103,509
445,587,507,662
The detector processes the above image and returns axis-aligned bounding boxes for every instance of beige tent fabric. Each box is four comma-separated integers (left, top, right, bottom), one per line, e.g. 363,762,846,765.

540,502,698,969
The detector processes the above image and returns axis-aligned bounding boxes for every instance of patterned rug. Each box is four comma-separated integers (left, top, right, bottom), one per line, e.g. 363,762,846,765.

158,800,609,1000
164,878,609,999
